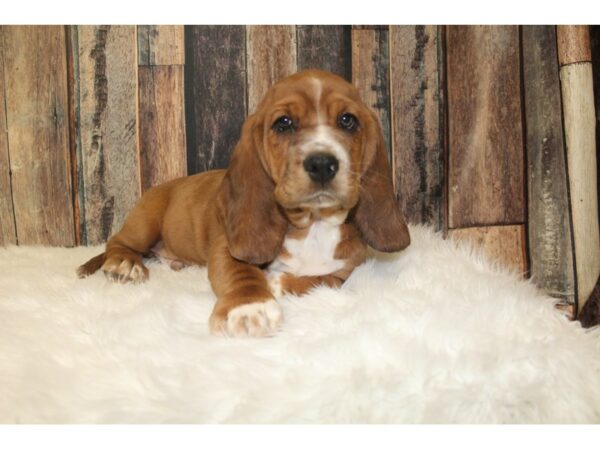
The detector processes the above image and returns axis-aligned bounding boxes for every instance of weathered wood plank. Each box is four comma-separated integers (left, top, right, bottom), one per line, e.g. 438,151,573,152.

557,25,592,65
1,26,75,246
138,25,184,66
446,26,525,228
351,26,392,158
522,25,575,304
389,25,444,229
185,26,247,173
74,26,140,245
296,26,351,79
139,65,186,191
591,26,600,231
449,225,528,276
247,25,297,113
0,31,17,246
558,26,600,312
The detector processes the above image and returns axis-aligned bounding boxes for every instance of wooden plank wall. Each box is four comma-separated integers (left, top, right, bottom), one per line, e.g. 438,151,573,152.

522,26,575,304
1,26,74,246
2,25,598,315
389,25,445,230
446,26,528,279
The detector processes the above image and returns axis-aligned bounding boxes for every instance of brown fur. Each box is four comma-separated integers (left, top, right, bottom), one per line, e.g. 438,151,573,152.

77,69,410,337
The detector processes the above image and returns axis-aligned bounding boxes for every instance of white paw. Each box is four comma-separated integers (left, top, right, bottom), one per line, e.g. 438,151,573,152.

102,258,148,284
266,271,284,297
226,300,283,337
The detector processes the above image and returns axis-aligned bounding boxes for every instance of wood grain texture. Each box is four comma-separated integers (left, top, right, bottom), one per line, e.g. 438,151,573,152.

522,25,575,304
389,25,444,229
449,225,527,276
0,31,17,246
447,26,525,228
139,65,186,191
351,26,392,158
74,26,140,245
247,26,297,113
296,26,351,79
1,26,74,246
185,26,247,173
138,25,184,66
560,62,600,312
557,25,592,65
591,26,600,230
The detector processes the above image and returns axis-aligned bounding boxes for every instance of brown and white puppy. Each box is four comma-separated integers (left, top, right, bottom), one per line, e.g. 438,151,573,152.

77,69,410,337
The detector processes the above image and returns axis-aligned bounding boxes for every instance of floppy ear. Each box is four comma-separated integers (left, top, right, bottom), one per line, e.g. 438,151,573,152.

217,115,288,265
352,111,410,252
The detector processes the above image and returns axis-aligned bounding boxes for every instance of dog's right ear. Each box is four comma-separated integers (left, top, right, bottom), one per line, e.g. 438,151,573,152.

216,114,288,265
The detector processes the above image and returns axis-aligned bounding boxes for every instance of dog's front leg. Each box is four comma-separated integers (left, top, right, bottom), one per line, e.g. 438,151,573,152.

207,234,282,337
266,272,344,297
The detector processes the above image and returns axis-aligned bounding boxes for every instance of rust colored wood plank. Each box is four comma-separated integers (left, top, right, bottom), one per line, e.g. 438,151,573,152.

0,31,17,246
185,26,247,173
559,62,600,312
74,26,140,245
449,225,528,276
247,25,297,112
351,26,392,158
296,25,351,79
138,25,184,66
139,65,186,191
522,26,576,305
447,26,525,228
389,25,444,229
1,26,75,246
557,25,592,65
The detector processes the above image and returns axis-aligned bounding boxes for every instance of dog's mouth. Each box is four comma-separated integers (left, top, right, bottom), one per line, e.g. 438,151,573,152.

298,191,339,208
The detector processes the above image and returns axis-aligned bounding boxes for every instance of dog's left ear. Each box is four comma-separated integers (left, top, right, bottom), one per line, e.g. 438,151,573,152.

217,114,288,265
352,110,410,252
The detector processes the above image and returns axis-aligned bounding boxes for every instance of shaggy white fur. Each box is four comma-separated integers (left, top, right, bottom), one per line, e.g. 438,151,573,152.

1,225,599,423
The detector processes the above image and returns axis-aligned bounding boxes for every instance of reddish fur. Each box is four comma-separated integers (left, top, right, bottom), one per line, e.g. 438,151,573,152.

77,69,409,336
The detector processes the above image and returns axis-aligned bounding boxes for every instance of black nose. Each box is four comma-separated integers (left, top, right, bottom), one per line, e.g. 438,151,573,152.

303,153,339,183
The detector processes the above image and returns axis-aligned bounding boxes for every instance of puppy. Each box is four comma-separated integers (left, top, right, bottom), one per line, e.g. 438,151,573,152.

78,69,410,337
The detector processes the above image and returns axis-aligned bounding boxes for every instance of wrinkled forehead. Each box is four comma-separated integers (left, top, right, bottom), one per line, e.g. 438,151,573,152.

262,75,364,123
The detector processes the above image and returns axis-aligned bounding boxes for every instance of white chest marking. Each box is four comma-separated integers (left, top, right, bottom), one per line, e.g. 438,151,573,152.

268,220,345,277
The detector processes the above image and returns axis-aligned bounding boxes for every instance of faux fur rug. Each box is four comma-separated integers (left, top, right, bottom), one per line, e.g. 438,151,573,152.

1,225,599,423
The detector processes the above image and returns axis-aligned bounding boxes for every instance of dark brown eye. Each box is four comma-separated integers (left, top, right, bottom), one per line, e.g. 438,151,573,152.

272,116,294,133
338,113,358,132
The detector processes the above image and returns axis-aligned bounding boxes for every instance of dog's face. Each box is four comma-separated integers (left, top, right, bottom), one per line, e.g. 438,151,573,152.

253,72,378,211
218,69,410,265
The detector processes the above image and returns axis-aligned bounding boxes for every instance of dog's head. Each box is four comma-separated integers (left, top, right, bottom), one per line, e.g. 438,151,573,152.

218,69,410,264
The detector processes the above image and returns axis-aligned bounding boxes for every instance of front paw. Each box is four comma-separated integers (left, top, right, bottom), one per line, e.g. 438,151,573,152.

209,300,283,337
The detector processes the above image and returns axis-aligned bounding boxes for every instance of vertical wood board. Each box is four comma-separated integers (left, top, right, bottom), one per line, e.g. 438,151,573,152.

246,26,297,113
560,62,600,310
522,25,575,303
389,25,444,229
557,25,592,65
2,26,74,246
75,25,140,245
447,26,525,228
351,26,392,158
185,26,247,173
296,26,351,80
139,65,187,191
0,30,17,246
138,25,184,66
449,225,528,276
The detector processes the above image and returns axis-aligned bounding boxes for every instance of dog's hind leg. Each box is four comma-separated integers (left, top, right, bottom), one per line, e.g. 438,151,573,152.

76,252,106,278
101,188,168,284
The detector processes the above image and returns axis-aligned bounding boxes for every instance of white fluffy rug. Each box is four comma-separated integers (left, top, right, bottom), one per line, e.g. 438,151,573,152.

1,225,599,423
